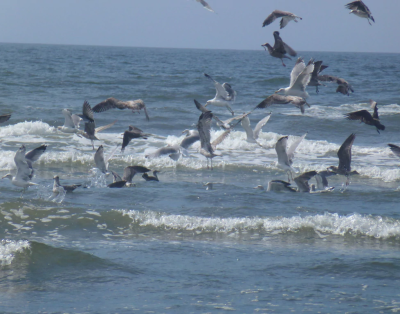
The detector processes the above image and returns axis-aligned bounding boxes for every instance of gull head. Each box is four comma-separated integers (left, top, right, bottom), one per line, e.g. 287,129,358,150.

261,43,270,51
2,174,13,180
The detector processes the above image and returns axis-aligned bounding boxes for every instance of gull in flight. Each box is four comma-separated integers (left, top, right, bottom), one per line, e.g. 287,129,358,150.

142,171,160,182
92,98,149,121
53,175,81,193
94,145,118,174
204,73,237,116
213,112,251,130
2,145,47,195
327,133,358,186
307,60,329,93
108,166,151,188
262,31,297,67
275,58,314,98
275,133,307,182
262,10,302,29
318,75,354,96
345,0,375,25
256,94,309,114
181,129,200,149
196,0,214,13
345,100,385,133
145,144,188,160
197,111,230,170
241,113,271,144
121,126,148,152
58,109,82,133
0,114,11,124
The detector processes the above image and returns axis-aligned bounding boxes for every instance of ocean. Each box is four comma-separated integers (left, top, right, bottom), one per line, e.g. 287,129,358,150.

0,43,400,313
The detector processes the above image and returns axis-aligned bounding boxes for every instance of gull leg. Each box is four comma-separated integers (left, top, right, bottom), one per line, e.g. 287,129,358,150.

226,105,234,116
281,59,286,67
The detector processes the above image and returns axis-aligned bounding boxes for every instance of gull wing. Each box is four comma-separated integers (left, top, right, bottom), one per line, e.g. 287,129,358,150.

142,105,150,121
196,0,214,13
0,114,11,123
318,74,339,83
95,120,117,133
294,171,317,192
79,100,94,122
111,170,123,182
62,109,76,128
180,134,200,149
316,170,336,190
194,99,210,113
94,145,108,173
25,145,47,164
262,10,283,27
291,61,314,91
197,111,213,153
128,125,143,133
211,129,230,150
71,114,82,128
204,73,229,100
123,166,151,182
346,0,372,16
15,146,33,181
272,31,286,54
221,83,236,101
282,41,297,57
287,133,307,164
253,113,272,139
370,100,379,119
92,98,121,113
345,110,373,123
338,133,356,173
388,144,400,159
275,136,290,167
289,58,306,88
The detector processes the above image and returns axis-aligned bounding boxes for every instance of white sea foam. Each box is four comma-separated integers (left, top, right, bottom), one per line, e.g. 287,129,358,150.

0,239,30,266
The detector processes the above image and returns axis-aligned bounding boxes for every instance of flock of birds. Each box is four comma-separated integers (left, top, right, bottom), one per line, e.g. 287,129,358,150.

1,0,399,197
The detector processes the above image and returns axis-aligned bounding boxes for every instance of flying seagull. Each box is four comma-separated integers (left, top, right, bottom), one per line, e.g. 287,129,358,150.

58,109,82,133
196,0,214,13
318,75,354,96
262,31,297,67
53,175,81,193
266,180,297,192
92,98,149,121
0,114,11,124
308,60,329,93
293,171,318,192
327,133,358,186
2,145,47,194
213,112,251,130
345,0,375,25
275,58,314,98
94,145,118,174
262,10,302,29
204,73,237,115
388,144,400,159
121,126,148,152
142,170,160,182
194,99,210,113
181,129,200,149
241,113,272,144
345,100,385,133
256,94,309,114
197,111,230,170
108,165,151,188
275,133,307,182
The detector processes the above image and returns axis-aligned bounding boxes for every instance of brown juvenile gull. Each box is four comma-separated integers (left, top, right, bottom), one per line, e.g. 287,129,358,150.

0,114,11,124
345,100,385,133
388,144,400,159
197,111,230,170
262,10,302,29
142,170,160,182
196,0,214,13
318,75,354,96
275,58,314,98
345,0,375,25
121,126,148,152
308,61,329,93
92,98,149,121
53,175,81,193
108,166,151,188
256,94,309,114
261,31,297,67
204,74,237,116
327,133,358,186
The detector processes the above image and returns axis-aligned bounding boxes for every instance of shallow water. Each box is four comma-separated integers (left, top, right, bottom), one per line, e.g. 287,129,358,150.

1,43,400,313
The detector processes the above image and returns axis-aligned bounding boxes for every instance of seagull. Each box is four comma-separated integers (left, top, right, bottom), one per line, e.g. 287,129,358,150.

262,10,302,29
327,133,358,186
204,73,237,116
213,112,251,130
2,145,47,194
241,113,271,144
181,130,200,149
315,171,336,191
197,111,230,170
121,126,148,152
275,58,314,98
142,170,160,182
194,99,210,113
94,145,118,174
262,31,297,67
293,171,318,192
318,75,354,96
145,144,187,160
256,94,309,114
108,165,151,188
53,175,81,193
308,61,329,93
345,100,385,133
92,98,149,121
388,144,400,159
345,0,375,25
275,133,307,181
0,114,11,124
77,100,95,123
266,180,297,192
196,0,214,13
57,109,82,133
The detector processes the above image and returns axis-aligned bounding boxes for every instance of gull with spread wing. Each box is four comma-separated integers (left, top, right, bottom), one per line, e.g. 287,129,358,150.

262,10,302,29
241,113,271,144
345,0,375,25
256,94,309,114
262,31,297,67
92,98,149,121
204,73,237,115
345,100,385,133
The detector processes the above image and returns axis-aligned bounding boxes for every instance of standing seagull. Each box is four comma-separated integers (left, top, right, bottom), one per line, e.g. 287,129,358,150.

275,58,314,98
92,98,149,121
241,113,272,144
197,111,230,170
196,0,214,13
204,74,237,115
121,126,148,152
262,10,302,29
262,31,297,67
256,94,309,114
0,114,11,123
345,100,385,133
327,133,358,186
275,133,307,182
345,0,375,25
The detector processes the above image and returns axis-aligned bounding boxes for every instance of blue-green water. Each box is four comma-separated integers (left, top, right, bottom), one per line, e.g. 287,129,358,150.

1,43,400,313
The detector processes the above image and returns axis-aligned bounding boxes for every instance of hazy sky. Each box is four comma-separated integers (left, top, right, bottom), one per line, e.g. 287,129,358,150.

0,0,399,53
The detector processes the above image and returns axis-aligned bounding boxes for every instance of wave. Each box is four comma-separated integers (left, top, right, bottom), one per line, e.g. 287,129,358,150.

0,239,30,266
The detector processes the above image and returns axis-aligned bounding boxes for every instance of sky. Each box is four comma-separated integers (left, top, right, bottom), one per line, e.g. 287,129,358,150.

0,0,399,53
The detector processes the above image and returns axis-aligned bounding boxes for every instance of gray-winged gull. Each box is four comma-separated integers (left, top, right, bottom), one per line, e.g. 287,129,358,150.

345,0,375,25
262,10,302,29
241,113,271,144
204,73,237,116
